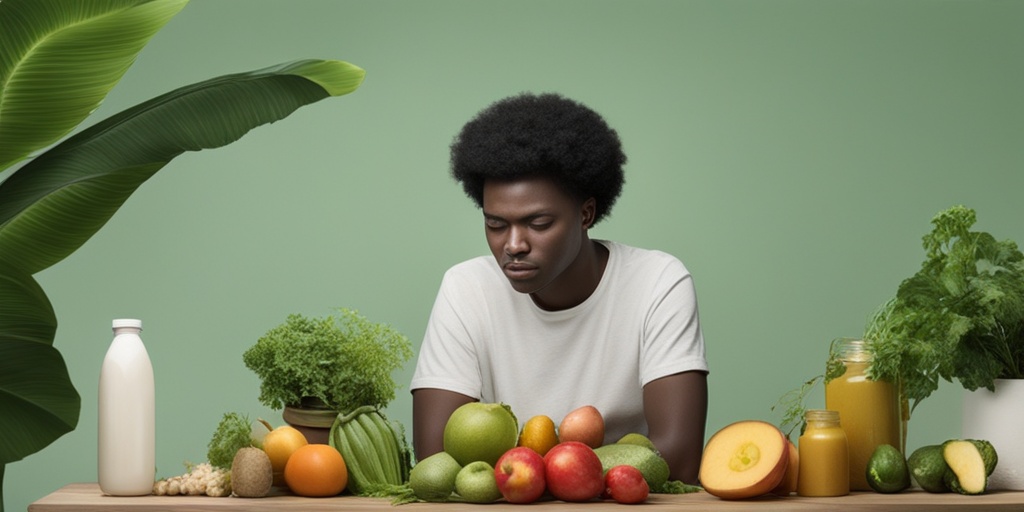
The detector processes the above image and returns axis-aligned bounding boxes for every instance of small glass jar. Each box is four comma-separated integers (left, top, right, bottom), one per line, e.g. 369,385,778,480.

797,409,849,497
825,338,903,491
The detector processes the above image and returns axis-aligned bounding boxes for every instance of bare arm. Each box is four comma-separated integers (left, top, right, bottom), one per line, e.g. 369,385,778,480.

643,370,708,484
412,387,477,462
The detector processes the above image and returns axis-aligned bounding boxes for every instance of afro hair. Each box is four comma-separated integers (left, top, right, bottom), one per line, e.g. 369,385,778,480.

449,92,626,225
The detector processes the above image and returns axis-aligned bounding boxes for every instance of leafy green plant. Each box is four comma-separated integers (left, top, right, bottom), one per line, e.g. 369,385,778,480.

0,1,364,508
206,412,259,470
243,309,413,414
775,206,1024,434
865,205,1024,414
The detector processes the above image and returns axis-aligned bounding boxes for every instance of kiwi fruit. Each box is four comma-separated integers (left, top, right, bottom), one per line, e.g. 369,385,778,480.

231,447,274,498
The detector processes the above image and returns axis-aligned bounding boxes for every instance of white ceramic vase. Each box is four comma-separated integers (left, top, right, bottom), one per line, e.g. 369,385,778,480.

962,378,1024,490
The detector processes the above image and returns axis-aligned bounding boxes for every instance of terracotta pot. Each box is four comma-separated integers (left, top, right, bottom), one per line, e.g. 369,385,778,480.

962,378,1024,490
282,401,337,445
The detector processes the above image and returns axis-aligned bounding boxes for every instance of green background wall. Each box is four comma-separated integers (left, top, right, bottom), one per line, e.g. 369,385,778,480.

8,0,1023,509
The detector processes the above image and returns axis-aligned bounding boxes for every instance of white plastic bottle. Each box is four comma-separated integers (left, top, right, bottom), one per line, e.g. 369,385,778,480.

98,318,155,495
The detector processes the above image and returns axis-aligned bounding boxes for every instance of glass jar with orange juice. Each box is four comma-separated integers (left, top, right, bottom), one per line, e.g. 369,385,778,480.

797,409,849,497
824,338,903,491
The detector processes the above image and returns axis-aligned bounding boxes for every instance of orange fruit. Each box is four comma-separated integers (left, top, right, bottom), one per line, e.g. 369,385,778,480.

517,415,559,456
283,443,348,497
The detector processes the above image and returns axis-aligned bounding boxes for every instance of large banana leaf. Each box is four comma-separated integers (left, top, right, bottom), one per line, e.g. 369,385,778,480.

0,60,364,512
0,58,366,275
0,270,75,466
0,2,365,509
0,0,190,171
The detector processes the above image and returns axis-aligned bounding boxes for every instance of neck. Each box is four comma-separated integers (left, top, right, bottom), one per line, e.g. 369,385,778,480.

531,239,608,311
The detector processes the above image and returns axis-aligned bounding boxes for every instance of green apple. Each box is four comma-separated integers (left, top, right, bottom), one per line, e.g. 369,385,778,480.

443,402,518,466
455,461,502,503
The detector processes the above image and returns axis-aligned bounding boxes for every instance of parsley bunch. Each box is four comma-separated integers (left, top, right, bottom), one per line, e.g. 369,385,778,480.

243,309,413,413
865,205,1024,414
207,412,257,469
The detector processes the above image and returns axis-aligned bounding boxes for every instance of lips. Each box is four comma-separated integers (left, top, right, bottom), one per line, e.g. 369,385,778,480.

503,261,538,280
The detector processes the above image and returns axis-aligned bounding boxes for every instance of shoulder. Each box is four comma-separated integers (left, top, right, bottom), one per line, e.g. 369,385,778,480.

602,240,692,278
444,255,499,278
439,255,505,291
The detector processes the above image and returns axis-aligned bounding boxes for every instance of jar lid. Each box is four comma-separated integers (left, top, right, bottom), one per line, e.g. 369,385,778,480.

805,409,841,423
112,318,142,329
836,338,870,362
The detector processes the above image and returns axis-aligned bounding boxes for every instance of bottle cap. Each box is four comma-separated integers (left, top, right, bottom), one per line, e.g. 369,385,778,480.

112,318,143,329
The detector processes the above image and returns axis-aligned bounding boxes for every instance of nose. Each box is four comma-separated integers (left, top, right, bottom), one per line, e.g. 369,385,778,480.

505,225,530,256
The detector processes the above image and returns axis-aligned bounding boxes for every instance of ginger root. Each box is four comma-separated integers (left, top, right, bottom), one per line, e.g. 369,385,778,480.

153,462,231,497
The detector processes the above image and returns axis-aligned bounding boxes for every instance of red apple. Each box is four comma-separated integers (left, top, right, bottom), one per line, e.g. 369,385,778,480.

604,464,650,504
544,441,605,502
494,447,546,504
558,405,605,448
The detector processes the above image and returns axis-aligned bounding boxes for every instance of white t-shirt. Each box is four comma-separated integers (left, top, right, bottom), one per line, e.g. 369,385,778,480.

410,240,708,443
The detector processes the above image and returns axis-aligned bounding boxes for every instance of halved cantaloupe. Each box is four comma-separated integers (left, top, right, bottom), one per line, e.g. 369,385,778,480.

699,420,790,500
771,439,799,496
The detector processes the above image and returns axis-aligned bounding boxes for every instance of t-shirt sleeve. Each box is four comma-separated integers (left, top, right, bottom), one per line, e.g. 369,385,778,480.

639,258,709,386
409,267,484,399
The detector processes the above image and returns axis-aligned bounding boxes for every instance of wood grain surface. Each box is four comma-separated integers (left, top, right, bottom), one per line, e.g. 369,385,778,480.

27,483,1024,512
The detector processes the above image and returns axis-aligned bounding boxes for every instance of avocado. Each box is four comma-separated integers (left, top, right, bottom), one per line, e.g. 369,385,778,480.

593,443,669,492
616,433,658,452
943,439,988,495
865,444,910,493
907,444,949,493
969,439,998,476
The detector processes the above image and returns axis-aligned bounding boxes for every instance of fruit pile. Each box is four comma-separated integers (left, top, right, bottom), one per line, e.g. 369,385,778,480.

252,421,350,497
153,419,349,499
409,402,679,504
697,419,999,500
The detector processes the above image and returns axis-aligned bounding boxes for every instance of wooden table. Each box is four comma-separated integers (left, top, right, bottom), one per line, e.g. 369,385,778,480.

28,483,1024,511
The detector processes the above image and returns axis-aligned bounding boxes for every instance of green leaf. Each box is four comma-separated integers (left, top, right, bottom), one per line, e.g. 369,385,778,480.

0,269,79,465
0,0,190,170
0,58,366,274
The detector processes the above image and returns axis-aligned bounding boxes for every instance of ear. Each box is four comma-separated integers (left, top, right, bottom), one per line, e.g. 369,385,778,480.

581,197,597,229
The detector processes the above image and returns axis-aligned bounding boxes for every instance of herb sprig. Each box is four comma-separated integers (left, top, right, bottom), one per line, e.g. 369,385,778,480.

207,412,258,469
772,338,847,439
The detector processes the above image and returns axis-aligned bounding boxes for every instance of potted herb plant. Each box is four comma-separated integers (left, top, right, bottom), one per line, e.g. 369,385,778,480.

864,205,1024,489
0,1,364,509
242,308,413,444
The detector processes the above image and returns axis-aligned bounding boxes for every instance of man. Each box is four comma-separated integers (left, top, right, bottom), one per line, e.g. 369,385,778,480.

410,92,708,483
